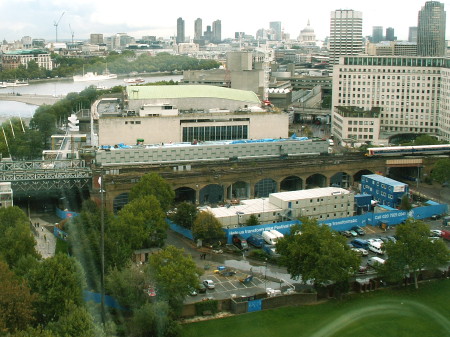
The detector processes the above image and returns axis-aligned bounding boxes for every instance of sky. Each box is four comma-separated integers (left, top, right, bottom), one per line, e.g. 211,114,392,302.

1,0,450,43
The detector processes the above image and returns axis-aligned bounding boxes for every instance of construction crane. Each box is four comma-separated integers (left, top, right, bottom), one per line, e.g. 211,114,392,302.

54,12,65,42
69,24,74,44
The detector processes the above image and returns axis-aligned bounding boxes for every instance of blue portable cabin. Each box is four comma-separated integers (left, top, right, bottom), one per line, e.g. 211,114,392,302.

361,174,409,208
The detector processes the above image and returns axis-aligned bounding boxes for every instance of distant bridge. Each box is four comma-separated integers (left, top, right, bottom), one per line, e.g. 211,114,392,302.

0,93,63,106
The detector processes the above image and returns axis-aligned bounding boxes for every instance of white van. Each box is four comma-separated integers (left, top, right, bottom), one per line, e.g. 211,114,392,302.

368,241,384,255
367,256,385,267
262,231,278,245
327,139,334,146
269,230,284,240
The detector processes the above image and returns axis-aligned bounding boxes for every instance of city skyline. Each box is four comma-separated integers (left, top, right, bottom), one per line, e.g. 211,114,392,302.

1,0,450,42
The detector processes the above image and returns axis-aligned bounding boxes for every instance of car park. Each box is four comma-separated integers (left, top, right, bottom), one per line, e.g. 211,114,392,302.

377,237,389,244
351,239,369,249
202,279,215,289
367,256,385,268
352,226,365,236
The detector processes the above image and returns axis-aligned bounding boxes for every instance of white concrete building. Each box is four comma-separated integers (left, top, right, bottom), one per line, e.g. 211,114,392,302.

206,187,354,228
332,56,444,145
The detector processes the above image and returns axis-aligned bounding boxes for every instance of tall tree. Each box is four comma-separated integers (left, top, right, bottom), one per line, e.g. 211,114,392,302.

276,220,360,288
431,158,450,184
245,214,260,227
0,260,36,334
147,245,200,312
116,195,168,248
380,219,449,289
129,173,175,212
191,211,226,246
170,202,198,229
0,207,40,268
27,254,85,325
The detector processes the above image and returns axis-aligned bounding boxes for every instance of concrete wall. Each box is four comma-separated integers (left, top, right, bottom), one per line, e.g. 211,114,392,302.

98,112,288,146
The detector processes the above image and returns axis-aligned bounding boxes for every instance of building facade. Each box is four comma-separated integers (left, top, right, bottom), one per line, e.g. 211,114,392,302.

332,56,444,145
1,49,53,70
385,27,395,41
176,17,185,44
361,174,409,208
408,27,418,43
212,20,222,44
417,1,446,56
270,21,282,41
194,18,202,41
329,9,363,65
372,26,383,43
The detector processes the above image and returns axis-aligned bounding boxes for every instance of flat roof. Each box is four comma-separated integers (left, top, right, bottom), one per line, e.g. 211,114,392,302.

205,198,281,218
126,85,260,104
270,187,350,201
363,174,407,187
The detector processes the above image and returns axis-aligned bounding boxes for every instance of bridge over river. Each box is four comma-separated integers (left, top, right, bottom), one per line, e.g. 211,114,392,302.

0,93,63,106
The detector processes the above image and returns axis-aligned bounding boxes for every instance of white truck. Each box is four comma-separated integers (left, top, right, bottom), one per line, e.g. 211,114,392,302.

262,231,278,245
269,230,284,240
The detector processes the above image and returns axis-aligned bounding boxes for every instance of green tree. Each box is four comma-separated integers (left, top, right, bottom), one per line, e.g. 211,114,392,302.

105,263,147,310
171,202,198,229
191,211,226,246
412,134,441,145
27,254,85,325
147,245,200,312
245,214,260,227
129,173,175,212
117,195,168,248
0,260,36,334
0,207,40,268
380,219,449,289
276,220,360,288
431,158,450,184
128,302,180,337
398,194,413,211
47,302,96,337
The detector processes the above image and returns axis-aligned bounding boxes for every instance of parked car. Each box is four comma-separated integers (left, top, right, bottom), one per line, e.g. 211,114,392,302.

247,234,265,248
430,229,442,237
340,231,352,238
351,247,368,256
387,236,397,243
232,234,248,250
188,287,198,296
358,265,368,274
202,279,215,289
430,214,441,220
197,283,207,294
377,237,389,244
349,229,358,237
352,226,365,236
351,239,369,249
367,257,385,268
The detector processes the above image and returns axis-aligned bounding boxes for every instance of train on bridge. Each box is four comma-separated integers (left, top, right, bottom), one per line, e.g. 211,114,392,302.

366,144,450,157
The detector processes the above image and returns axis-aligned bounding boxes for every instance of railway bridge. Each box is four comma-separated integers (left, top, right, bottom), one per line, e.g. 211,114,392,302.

95,154,438,212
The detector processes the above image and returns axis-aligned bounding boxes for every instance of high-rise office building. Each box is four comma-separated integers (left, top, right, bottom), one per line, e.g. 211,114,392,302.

417,1,446,56
90,34,104,44
372,26,383,43
385,27,395,41
408,26,418,42
269,21,282,41
194,18,202,41
212,20,222,44
176,17,185,44
329,10,363,64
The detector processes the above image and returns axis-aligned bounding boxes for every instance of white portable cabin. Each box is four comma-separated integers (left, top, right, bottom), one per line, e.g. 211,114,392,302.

262,231,278,245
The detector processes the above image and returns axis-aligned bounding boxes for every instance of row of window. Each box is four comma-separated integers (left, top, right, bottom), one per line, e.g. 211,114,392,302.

182,125,248,142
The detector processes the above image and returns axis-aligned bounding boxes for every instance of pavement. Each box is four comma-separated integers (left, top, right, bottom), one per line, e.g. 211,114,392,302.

30,214,58,259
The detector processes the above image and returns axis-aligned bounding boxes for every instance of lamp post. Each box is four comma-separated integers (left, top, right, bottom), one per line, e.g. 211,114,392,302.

99,172,105,325
264,258,268,291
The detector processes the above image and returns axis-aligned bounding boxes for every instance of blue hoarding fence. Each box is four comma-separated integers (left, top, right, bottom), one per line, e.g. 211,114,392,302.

168,203,448,243
248,299,262,312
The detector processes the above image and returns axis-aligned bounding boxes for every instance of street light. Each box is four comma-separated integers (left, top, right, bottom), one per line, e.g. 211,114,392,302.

98,172,105,325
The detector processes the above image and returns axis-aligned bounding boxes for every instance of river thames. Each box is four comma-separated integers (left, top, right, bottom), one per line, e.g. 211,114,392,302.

0,73,183,120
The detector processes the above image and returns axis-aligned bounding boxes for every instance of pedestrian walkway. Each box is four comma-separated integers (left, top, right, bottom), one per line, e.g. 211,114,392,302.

30,216,57,259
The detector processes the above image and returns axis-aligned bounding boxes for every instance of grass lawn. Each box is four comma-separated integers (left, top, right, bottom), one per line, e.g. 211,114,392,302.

181,279,450,337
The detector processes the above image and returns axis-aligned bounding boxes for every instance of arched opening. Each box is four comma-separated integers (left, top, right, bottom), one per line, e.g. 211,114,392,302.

226,181,250,200
387,166,420,183
113,192,129,214
353,170,374,184
174,187,196,204
330,172,351,189
199,184,223,205
305,174,327,189
280,175,303,191
254,178,277,198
